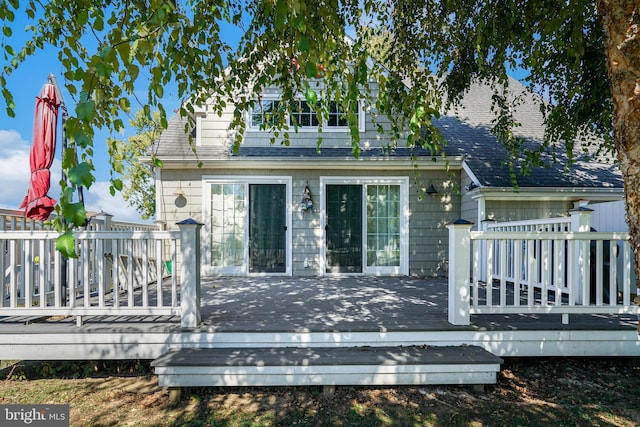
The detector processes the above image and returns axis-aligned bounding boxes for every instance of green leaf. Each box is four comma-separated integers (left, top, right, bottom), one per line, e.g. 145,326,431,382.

62,202,87,227
61,147,77,169
153,157,164,167
76,99,96,121
56,231,78,259
305,61,317,79
112,178,123,191
305,88,317,105
298,36,310,52
68,162,95,188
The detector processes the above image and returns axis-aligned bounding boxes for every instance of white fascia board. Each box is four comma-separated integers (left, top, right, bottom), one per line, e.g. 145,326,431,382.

157,156,465,171
462,160,481,186
472,186,624,202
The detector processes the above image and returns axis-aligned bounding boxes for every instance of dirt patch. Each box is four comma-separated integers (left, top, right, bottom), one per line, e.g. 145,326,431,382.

1,357,639,426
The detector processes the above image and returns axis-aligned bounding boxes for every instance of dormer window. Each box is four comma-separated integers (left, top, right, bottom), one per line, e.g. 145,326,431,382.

327,101,352,128
251,100,282,128
248,97,364,132
290,100,319,127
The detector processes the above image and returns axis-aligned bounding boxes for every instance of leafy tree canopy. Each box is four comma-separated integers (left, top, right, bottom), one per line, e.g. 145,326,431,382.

1,0,637,267
119,110,162,220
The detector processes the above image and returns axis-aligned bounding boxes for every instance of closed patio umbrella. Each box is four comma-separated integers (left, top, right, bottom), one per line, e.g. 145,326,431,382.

20,80,60,220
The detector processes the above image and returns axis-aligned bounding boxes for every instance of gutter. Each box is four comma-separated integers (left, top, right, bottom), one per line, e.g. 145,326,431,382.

142,155,465,171
470,186,624,202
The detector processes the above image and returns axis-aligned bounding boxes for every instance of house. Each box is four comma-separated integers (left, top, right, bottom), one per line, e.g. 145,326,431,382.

152,76,624,278
0,76,636,388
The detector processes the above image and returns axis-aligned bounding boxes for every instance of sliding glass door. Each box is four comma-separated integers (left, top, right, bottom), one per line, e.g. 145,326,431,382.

206,178,291,275
323,178,408,275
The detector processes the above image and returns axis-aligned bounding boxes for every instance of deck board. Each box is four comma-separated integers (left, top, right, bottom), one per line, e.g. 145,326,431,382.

0,276,636,334
152,345,503,368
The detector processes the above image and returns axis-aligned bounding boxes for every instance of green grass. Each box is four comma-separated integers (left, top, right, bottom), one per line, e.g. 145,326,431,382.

0,358,639,427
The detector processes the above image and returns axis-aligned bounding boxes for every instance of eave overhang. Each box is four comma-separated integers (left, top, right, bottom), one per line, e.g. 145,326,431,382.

145,155,465,171
469,186,624,202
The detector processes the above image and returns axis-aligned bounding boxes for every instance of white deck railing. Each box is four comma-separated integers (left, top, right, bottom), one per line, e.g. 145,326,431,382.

0,210,203,328
448,206,639,325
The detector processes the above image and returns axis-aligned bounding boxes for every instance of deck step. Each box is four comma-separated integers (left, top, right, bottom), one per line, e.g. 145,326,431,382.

151,345,503,388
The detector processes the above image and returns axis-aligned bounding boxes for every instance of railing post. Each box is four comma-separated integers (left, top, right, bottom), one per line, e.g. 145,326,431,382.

569,200,593,232
569,202,593,306
480,218,495,282
447,219,474,325
177,218,203,329
94,211,114,292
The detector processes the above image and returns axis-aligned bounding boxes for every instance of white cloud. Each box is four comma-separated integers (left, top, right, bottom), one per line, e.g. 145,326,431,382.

0,129,62,209
0,128,146,223
83,181,148,223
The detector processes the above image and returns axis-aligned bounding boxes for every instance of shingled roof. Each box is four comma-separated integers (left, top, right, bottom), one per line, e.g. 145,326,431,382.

154,78,622,190
435,78,622,189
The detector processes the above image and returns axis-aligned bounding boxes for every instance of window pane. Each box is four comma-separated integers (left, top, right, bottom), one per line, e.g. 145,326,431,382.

290,100,319,127
210,183,245,267
252,100,281,128
327,101,356,127
366,184,400,267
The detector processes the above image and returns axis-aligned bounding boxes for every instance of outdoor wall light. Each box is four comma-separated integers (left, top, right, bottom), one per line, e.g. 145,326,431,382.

173,183,187,208
300,185,313,212
425,183,439,196
466,182,478,191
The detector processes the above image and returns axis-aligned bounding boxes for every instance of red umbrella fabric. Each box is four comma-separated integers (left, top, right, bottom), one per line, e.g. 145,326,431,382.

20,82,60,221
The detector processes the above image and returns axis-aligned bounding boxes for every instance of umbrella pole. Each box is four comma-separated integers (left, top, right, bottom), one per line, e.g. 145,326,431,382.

60,106,69,306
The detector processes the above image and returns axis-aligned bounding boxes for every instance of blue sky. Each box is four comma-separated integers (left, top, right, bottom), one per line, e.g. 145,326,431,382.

0,11,242,222
0,26,177,222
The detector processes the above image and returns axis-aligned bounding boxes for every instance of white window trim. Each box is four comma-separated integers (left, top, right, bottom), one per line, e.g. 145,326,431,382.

246,96,365,133
202,175,293,276
319,176,409,276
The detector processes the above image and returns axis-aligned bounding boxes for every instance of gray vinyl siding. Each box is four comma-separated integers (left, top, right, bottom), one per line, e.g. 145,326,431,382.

485,200,572,222
157,167,459,277
196,83,396,151
460,172,478,228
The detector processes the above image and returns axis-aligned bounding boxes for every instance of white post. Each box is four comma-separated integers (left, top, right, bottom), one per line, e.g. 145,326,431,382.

480,218,495,282
569,203,593,306
177,218,202,329
94,211,114,292
447,219,474,325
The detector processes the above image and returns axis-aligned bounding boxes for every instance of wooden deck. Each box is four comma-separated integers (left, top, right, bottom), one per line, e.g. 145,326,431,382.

0,276,638,360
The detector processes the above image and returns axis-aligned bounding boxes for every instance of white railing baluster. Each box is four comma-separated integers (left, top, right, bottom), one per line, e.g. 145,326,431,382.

596,240,603,306
623,241,631,305
112,239,120,308
156,239,163,307
472,239,479,307
171,239,178,307
541,239,548,306
68,257,77,308
127,240,134,307
54,245,61,308
513,239,522,306
527,239,535,307
97,237,105,308
38,239,46,308
609,241,617,306
9,239,17,308
142,239,149,307
499,239,507,306
82,239,91,307
486,239,493,306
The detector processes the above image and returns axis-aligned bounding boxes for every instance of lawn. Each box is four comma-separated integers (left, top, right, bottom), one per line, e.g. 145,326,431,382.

1,357,639,426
